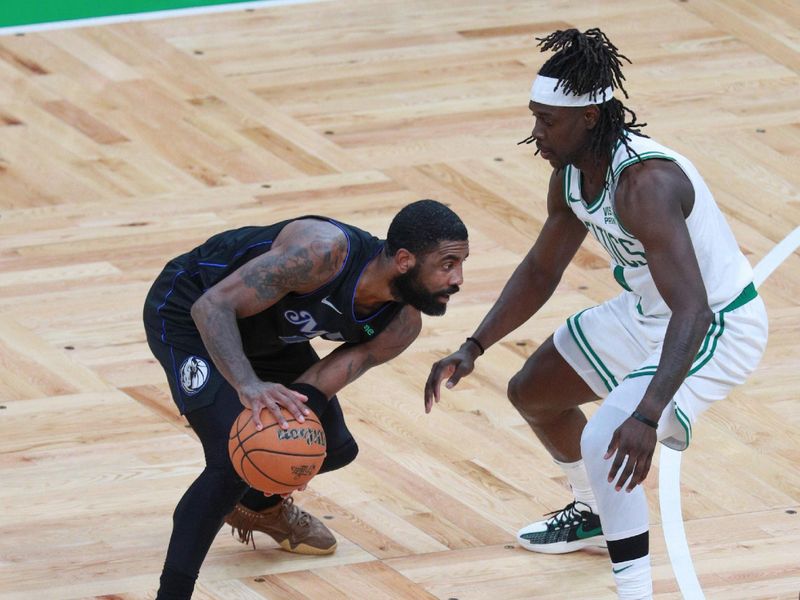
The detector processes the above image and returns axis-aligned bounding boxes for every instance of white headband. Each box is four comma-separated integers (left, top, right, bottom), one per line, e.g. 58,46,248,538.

530,75,613,107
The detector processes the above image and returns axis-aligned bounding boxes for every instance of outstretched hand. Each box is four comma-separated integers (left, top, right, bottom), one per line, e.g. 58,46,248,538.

605,417,658,492
237,381,310,430
424,346,478,413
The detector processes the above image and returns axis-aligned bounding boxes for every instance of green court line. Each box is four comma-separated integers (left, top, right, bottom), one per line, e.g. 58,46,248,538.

0,0,257,28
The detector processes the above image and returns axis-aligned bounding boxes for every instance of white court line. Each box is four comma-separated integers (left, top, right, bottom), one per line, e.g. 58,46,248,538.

659,225,800,599
752,227,800,288
0,0,329,36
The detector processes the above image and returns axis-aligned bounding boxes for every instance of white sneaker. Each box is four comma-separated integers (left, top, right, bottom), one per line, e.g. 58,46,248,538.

517,500,605,554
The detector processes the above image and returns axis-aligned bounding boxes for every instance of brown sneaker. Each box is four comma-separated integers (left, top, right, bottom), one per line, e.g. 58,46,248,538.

224,497,337,555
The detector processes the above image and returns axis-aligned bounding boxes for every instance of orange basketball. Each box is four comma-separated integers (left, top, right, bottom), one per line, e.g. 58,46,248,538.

228,407,326,494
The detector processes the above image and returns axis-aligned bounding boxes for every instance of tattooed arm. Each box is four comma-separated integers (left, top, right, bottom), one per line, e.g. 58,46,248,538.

190,219,348,428
295,305,423,398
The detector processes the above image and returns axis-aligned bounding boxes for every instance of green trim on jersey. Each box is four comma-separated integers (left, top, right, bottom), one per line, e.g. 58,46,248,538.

564,166,574,208
721,282,757,313
612,152,676,235
613,265,632,292
567,309,618,392
565,166,611,214
613,152,675,179
615,212,636,238
582,170,611,214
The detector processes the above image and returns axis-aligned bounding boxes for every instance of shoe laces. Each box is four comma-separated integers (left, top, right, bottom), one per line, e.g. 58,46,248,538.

542,501,587,531
281,496,311,528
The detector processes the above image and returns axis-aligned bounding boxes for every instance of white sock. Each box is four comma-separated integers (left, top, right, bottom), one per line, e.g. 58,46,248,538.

611,555,653,600
554,458,597,512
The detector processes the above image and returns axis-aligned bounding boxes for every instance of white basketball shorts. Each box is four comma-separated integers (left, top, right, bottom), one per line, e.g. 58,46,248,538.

553,284,768,450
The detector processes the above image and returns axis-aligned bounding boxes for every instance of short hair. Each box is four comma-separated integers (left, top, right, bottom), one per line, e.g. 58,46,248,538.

535,28,647,164
385,199,468,257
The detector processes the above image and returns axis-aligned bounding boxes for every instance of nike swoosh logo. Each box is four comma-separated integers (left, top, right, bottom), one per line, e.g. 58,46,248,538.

320,296,342,315
612,565,632,574
575,524,602,539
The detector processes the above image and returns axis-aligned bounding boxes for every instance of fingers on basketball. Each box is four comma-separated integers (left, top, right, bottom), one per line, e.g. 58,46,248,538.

228,407,326,494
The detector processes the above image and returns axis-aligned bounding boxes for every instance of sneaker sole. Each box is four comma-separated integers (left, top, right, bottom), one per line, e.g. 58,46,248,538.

516,535,606,555
279,539,338,555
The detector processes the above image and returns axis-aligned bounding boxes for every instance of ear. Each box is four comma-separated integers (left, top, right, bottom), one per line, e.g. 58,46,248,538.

393,248,416,274
584,105,600,130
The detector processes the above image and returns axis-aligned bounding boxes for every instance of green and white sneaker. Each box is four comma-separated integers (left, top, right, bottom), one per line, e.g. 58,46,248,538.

517,501,605,554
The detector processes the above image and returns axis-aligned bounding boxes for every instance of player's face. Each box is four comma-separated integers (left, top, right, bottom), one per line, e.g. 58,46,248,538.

393,240,469,316
528,101,596,169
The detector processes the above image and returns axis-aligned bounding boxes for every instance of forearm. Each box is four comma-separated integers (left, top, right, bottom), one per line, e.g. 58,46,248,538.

637,306,713,418
471,258,559,350
190,296,259,389
297,309,420,397
295,345,381,398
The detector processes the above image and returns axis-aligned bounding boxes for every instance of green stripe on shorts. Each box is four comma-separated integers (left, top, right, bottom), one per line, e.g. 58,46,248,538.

625,311,726,381
567,309,618,392
688,312,725,375
675,404,692,447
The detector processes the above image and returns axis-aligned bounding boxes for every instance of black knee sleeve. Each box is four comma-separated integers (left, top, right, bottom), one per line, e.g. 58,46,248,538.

319,436,358,474
287,382,328,417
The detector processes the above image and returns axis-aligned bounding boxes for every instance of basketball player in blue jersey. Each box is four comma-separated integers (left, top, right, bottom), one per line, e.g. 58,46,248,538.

425,29,767,599
144,199,468,599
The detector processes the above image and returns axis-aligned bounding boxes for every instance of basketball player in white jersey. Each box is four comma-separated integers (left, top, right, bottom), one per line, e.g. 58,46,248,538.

425,28,768,599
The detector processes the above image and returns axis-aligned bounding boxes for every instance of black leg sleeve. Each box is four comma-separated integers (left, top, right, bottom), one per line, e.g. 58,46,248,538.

156,384,247,600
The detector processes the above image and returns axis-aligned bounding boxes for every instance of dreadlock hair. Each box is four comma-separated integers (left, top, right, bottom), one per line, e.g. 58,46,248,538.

385,199,467,258
523,28,647,167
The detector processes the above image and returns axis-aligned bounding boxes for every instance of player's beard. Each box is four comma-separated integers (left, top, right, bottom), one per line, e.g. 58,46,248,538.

393,266,458,316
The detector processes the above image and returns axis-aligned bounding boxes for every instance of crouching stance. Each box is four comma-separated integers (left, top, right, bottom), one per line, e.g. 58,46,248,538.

145,200,468,599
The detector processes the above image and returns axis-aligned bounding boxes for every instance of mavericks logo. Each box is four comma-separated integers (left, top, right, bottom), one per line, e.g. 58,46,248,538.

179,356,210,395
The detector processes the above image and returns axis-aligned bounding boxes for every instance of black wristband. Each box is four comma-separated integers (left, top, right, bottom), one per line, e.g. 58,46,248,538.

632,410,659,429
465,336,485,355
287,383,328,418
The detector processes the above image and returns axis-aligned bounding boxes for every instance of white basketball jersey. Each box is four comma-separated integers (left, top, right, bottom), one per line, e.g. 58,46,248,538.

563,134,753,317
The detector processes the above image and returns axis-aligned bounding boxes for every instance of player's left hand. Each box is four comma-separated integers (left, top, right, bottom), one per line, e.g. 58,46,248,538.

604,417,658,492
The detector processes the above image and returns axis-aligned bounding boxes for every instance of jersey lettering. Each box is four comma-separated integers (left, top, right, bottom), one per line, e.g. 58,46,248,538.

279,310,345,343
583,221,647,268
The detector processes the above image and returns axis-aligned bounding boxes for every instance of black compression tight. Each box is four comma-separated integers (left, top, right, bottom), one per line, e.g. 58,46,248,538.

155,385,356,600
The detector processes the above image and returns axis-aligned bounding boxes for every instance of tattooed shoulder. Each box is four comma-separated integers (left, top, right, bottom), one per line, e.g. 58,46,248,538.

241,245,314,301
310,227,348,280
240,220,347,300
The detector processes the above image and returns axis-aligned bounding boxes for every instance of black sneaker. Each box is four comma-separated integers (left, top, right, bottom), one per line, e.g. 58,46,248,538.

517,500,605,554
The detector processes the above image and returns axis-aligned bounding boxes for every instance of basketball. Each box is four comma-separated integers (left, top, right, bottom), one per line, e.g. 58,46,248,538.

228,407,327,495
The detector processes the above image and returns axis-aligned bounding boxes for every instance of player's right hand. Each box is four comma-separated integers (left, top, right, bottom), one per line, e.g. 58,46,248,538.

424,348,477,413
237,381,310,430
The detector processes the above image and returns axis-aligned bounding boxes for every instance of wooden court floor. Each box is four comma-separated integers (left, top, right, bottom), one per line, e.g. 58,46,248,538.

1,0,798,598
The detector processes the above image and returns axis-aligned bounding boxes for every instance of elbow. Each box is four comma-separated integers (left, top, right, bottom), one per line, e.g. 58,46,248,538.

190,291,219,324
692,304,713,332
699,302,713,324
189,296,206,325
